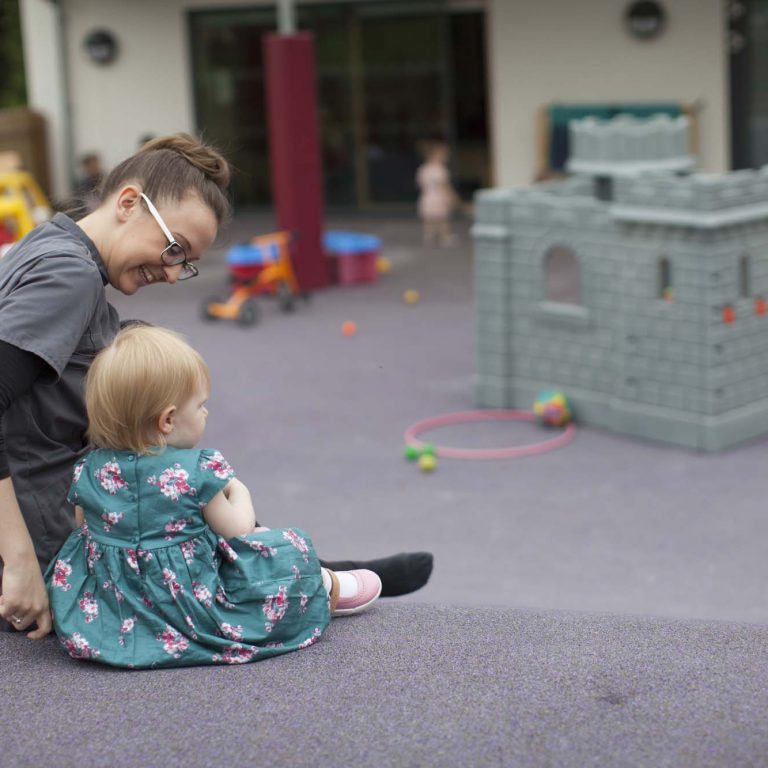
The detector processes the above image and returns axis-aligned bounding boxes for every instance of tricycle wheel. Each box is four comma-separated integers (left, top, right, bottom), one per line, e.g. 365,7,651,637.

236,299,259,327
201,295,225,322
277,281,295,313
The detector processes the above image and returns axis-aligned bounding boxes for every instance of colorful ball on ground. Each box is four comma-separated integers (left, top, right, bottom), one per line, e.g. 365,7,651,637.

341,320,357,337
420,443,436,457
533,389,572,427
418,454,437,472
377,256,392,274
404,444,421,461
403,289,420,305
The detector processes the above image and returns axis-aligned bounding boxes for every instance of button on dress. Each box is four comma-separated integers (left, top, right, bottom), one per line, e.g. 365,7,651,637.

45,447,330,668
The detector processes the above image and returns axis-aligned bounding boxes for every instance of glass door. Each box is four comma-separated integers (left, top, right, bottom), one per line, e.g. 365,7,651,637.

189,8,275,206
189,1,488,208
729,0,768,168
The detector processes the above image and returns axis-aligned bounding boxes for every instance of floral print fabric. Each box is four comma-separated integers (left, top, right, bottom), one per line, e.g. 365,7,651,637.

45,447,329,669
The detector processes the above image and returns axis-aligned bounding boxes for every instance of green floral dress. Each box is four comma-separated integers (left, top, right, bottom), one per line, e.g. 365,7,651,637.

45,447,330,669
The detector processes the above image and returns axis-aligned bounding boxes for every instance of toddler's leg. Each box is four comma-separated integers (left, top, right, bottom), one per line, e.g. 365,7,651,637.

321,567,381,617
319,552,433,597
423,220,437,247
438,219,457,247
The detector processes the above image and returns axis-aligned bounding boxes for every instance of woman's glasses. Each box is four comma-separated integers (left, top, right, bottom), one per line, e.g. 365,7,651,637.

140,193,199,281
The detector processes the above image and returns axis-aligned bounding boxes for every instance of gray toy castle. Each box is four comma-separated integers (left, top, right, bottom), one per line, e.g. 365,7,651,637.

473,114,768,451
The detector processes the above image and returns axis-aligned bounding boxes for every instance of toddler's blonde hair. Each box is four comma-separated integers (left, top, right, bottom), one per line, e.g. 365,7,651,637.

85,324,210,454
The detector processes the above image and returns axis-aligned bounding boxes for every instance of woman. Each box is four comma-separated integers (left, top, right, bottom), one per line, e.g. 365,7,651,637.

0,134,432,637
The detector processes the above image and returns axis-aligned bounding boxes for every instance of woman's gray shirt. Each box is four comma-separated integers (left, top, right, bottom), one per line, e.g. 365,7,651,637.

0,213,119,568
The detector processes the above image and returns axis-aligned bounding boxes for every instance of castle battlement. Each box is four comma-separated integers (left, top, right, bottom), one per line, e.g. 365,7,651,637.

475,168,768,231
612,167,768,210
567,113,693,176
610,168,768,227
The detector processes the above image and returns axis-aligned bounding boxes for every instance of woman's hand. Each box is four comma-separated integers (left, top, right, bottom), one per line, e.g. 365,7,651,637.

0,553,52,639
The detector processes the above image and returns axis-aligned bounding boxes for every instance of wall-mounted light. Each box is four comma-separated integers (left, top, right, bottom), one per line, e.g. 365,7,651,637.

625,1,667,41
84,29,119,65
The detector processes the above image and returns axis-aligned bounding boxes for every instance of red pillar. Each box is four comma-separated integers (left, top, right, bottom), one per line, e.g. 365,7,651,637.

263,32,328,291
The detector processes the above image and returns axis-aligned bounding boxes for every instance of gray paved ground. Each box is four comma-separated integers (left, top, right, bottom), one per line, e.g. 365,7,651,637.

109,211,768,626
2,604,768,768
3,212,767,767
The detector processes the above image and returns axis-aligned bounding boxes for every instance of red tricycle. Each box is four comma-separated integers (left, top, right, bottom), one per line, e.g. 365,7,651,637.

201,231,302,326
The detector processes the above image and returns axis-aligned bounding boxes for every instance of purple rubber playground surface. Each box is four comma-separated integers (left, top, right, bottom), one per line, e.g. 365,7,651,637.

3,214,767,767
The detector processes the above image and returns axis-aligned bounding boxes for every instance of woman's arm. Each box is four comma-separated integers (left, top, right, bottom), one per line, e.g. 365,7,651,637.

0,476,52,638
202,478,257,538
0,340,54,638
0,340,49,479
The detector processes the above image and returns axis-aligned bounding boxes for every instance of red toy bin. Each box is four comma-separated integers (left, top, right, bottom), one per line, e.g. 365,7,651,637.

336,250,378,285
323,231,381,287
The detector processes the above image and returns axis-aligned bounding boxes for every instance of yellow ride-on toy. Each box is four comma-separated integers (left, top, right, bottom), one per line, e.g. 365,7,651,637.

0,170,52,255
201,231,302,326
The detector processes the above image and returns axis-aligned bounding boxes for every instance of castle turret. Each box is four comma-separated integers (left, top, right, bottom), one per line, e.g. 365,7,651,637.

567,113,693,177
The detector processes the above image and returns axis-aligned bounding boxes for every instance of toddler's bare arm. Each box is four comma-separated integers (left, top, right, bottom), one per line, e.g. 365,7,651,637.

202,478,257,538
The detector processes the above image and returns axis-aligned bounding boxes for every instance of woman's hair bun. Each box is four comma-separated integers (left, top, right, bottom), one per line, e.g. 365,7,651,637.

139,133,230,190
97,132,233,225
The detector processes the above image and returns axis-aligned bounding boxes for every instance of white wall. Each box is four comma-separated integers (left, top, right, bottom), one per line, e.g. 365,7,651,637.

63,0,199,172
19,0,70,198
487,0,729,187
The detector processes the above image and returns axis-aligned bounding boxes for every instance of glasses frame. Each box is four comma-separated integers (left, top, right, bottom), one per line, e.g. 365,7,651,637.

140,192,199,281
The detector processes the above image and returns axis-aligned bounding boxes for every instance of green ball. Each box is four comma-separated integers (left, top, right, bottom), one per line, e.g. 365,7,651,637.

420,443,437,457
404,444,421,461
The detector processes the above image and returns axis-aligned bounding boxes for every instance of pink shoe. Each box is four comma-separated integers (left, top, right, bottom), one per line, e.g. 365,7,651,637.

331,569,382,616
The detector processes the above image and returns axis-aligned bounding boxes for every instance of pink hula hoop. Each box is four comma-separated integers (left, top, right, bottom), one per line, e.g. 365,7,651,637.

403,410,576,460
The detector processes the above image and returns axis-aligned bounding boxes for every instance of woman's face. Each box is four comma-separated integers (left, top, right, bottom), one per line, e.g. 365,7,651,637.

107,190,218,296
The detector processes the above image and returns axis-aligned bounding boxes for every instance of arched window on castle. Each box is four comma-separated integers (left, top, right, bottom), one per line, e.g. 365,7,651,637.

739,254,751,298
658,256,673,301
545,246,581,305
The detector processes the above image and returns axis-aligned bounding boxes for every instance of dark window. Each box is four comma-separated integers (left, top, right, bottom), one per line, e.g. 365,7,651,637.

658,256,673,300
739,253,751,298
545,246,581,304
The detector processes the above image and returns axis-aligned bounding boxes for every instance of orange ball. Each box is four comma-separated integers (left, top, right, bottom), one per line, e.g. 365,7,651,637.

341,320,357,337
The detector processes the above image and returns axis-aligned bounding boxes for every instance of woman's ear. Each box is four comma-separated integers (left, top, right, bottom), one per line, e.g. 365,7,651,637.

115,185,142,223
157,405,176,435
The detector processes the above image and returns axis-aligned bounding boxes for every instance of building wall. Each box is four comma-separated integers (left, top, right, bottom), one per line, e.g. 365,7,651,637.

21,0,729,197
487,0,729,187
63,0,216,171
19,0,70,198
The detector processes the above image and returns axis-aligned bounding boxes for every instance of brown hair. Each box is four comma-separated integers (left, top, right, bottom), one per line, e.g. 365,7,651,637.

98,133,232,225
85,325,211,455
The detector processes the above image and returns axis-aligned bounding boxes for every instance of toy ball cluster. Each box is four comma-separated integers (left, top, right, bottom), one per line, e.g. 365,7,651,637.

533,389,572,427
404,442,437,472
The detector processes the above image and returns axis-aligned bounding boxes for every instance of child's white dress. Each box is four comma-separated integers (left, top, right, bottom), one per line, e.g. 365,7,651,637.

416,161,453,221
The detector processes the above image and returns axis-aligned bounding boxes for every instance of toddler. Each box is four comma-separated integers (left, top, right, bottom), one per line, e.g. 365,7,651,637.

45,325,381,668
416,140,461,247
